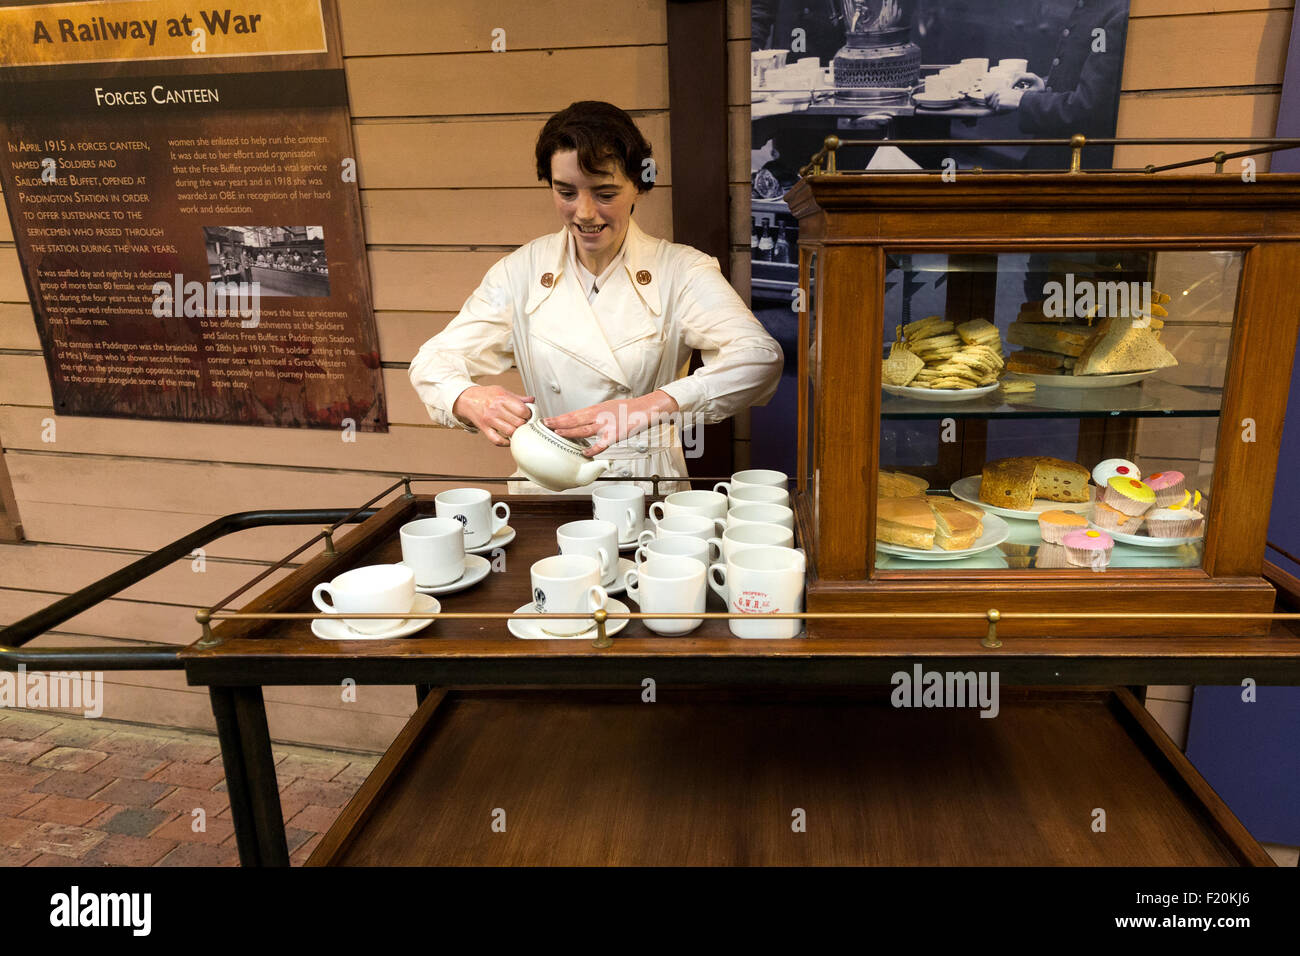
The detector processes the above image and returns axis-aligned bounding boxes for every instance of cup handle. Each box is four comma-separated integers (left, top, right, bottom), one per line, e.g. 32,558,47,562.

491,501,510,533
713,482,731,496
637,528,655,546
648,501,666,524
706,536,724,565
624,507,636,536
596,546,612,579
588,584,609,612
711,517,727,538
708,563,728,602
623,569,639,602
311,583,336,614
634,545,649,566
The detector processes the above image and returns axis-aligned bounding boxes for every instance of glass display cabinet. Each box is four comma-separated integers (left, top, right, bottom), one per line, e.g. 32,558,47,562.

786,171,1300,639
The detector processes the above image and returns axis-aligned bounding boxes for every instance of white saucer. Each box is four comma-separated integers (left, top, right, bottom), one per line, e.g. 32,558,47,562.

311,593,440,640
508,597,631,640
618,535,644,552
604,558,636,595
466,526,515,554
401,554,492,595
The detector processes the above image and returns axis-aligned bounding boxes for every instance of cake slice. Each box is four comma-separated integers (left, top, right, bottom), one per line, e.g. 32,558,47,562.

876,496,936,549
1072,316,1178,376
926,496,984,550
1006,321,1094,357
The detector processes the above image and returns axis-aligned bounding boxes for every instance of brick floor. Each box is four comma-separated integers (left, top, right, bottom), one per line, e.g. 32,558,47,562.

1,709,380,866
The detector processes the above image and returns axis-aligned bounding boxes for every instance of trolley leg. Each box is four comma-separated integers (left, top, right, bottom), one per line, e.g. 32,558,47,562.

210,686,261,866
231,686,289,866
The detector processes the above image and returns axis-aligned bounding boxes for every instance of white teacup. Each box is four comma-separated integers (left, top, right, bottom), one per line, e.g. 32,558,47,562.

312,564,415,635
399,517,466,587
727,484,791,511
624,556,707,636
726,502,795,533
999,58,1029,74
638,512,726,546
708,546,806,639
961,57,990,75
648,489,728,526
530,554,609,636
634,533,716,569
592,485,646,543
709,522,795,565
435,488,509,549
556,518,620,586
713,469,787,497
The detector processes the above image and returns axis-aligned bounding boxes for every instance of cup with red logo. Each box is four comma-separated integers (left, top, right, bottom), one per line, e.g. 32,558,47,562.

707,545,805,639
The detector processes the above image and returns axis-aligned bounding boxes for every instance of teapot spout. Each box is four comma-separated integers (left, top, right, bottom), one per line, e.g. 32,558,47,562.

575,459,610,486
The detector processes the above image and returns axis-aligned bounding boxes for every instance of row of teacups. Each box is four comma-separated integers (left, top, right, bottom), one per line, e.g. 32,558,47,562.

312,487,511,635
629,469,803,638
924,57,1029,100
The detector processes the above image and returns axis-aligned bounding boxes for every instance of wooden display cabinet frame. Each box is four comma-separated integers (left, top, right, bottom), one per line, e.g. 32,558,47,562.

786,173,1300,639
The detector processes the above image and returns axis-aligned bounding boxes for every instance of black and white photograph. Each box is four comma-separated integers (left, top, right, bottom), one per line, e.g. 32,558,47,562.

202,225,330,297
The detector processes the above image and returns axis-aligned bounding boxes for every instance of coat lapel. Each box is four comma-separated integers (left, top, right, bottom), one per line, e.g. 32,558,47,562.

525,226,630,389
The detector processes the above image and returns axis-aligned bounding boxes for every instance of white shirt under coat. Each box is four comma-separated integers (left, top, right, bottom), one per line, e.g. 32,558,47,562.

408,219,784,493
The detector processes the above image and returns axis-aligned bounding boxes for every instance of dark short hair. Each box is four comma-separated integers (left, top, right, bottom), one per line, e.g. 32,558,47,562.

535,101,654,192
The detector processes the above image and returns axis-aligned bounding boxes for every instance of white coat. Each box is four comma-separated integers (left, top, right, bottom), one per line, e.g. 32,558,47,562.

408,219,784,494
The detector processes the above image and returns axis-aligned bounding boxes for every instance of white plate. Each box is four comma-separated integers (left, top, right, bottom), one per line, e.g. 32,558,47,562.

401,554,492,595
1007,370,1158,390
466,525,515,554
604,557,636,595
876,512,1010,560
883,382,998,403
951,475,1096,520
914,94,960,109
508,597,631,640
311,593,439,641
1087,521,1203,549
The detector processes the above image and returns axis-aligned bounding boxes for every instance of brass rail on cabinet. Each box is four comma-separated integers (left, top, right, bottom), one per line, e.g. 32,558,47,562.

798,135,1300,177
207,608,1300,651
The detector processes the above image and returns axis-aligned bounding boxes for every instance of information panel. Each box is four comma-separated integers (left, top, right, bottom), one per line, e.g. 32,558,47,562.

0,0,386,430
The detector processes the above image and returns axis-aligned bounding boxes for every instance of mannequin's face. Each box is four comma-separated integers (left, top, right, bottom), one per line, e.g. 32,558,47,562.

549,149,638,267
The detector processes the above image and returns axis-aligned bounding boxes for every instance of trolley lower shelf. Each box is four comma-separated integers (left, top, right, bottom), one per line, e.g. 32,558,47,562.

307,685,1271,866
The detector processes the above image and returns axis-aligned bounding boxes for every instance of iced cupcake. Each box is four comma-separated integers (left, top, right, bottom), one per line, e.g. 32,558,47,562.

1145,501,1204,538
1063,528,1114,569
1038,509,1088,544
1102,476,1155,516
1091,458,1140,487
1090,500,1144,534
1144,470,1186,507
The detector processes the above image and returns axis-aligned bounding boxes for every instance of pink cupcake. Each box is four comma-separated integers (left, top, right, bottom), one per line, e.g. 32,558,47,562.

1063,528,1114,570
1144,471,1186,507
1102,476,1155,517
1145,502,1204,538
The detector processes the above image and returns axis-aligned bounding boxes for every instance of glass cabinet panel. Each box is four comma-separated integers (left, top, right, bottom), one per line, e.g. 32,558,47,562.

876,249,1240,572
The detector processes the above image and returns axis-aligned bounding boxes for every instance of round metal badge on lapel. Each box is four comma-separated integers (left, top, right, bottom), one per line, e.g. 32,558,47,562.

636,270,652,285
540,272,554,288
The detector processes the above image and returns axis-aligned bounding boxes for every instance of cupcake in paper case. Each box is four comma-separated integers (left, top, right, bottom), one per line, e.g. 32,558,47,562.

1034,542,1072,569
1090,500,1144,534
1091,458,1140,487
1063,528,1114,570
1102,476,1155,517
1145,501,1205,538
1144,470,1186,507
1037,509,1088,544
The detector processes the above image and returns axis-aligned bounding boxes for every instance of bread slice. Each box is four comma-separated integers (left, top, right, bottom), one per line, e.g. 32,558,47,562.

1007,321,1094,357
876,496,935,549
1072,316,1179,376
926,496,984,550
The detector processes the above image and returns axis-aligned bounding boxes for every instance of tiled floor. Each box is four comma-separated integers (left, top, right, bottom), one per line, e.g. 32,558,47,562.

0,709,378,866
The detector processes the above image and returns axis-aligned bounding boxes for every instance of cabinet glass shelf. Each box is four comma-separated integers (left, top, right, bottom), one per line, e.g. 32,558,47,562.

881,379,1224,420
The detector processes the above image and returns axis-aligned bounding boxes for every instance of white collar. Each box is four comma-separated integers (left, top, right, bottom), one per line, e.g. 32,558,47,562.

568,228,628,299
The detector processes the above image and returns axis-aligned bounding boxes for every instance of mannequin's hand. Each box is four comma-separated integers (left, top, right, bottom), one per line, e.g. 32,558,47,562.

453,385,536,446
545,390,680,457
989,72,1044,110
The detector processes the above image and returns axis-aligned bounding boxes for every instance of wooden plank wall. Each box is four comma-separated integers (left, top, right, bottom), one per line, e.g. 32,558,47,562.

0,0,1292,751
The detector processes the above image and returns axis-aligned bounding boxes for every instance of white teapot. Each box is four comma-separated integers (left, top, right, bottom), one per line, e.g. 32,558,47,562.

509,404,609,492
